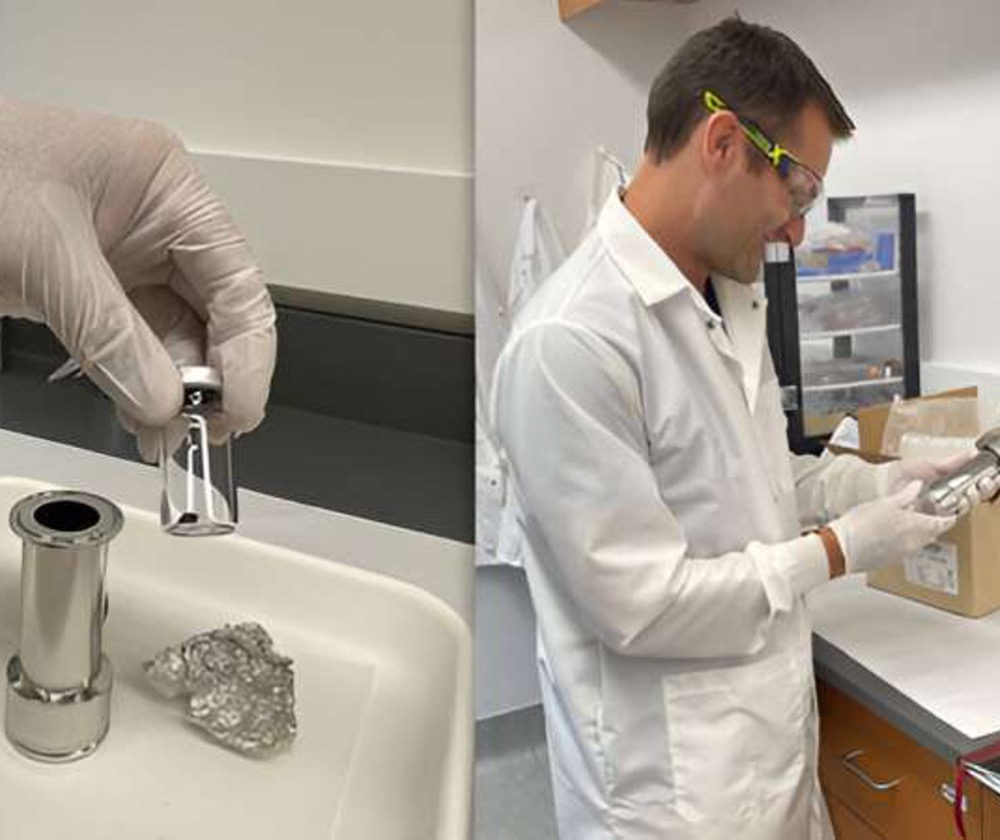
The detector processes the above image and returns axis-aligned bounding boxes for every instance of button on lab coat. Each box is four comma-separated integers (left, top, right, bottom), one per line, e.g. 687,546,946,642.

492,192,885,839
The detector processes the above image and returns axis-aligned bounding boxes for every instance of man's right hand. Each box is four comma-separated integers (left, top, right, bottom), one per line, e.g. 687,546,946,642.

828,481,956,574
0,99,276,462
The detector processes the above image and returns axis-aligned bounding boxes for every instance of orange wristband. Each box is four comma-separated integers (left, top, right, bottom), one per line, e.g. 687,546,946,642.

814,526,846,579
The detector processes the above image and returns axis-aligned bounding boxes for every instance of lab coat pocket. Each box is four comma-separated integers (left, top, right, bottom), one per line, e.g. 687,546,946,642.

661,652,810,823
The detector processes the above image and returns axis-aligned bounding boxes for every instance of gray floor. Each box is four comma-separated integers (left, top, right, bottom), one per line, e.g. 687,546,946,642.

475,706,559,840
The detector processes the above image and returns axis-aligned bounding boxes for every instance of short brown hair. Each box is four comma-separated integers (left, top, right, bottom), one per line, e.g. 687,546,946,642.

644,17,854,164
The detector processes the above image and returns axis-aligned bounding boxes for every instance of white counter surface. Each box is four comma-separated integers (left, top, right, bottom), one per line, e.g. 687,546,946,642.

809,573,1000,740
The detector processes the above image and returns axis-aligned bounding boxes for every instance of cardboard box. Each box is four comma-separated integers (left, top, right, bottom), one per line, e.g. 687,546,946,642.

836,388,1000,618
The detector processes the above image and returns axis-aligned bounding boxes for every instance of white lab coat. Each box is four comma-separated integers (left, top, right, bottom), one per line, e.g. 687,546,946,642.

477,197,566,566
492,191,886,839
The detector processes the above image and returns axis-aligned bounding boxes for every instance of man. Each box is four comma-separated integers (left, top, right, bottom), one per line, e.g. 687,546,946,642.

0,97,276,457
493,18,984,840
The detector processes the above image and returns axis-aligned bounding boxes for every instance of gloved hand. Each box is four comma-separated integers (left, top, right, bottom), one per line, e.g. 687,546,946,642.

880,451,1000,516
880,451,976,495
0,98,276,461
829,481,956,574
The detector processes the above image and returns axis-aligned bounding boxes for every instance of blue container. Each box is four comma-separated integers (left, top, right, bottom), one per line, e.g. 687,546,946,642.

876,232,896,271
826,250,871,274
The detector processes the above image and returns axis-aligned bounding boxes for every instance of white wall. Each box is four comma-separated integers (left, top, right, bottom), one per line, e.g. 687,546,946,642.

0,0,473,315
476,0,1000,717
475,0,696,295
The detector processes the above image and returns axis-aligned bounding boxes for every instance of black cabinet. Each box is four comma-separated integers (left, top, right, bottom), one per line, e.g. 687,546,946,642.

765,193,919,454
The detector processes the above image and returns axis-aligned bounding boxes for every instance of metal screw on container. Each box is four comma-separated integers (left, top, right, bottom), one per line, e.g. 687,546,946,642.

5,490,123,762
159,365,237,536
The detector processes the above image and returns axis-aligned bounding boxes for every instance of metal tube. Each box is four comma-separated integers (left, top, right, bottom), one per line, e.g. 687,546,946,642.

19,539,105,689
6,490,123,762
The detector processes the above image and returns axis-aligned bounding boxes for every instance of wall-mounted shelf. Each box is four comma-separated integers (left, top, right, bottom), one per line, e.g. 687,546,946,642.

559,0,603,19
559,0,694,21
802,376,904,394
800,323,902,341
797,269,899,286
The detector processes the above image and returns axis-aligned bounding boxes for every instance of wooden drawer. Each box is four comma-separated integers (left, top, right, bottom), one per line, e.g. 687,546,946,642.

818,681,982,840
828,793,885,840
983,788,1000,839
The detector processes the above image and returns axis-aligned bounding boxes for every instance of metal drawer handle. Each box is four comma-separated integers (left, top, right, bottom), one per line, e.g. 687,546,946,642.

841,749,901,791
940,782,968,813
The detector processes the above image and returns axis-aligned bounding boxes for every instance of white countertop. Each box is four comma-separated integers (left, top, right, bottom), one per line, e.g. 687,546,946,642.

808,573,1000,740
0,429,473,626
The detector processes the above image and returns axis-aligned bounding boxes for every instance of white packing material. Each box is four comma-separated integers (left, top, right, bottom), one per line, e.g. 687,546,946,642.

898,433,978,461
828,415,860,450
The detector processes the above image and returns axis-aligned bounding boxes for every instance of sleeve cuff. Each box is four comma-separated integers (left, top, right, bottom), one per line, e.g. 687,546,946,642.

747,534,830,615
782,533,832,595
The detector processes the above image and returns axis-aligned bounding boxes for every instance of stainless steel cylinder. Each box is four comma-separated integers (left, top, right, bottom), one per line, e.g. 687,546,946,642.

6,490,123,762
916,428,1000,515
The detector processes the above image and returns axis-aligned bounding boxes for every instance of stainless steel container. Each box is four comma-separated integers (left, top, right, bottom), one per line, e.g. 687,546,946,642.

917,428,1000,516
5,490,123,762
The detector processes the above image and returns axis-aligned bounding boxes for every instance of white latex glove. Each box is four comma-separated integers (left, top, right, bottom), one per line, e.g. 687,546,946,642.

880,451,1000,517
0,98,276,461
879,451,976,495
829,481,956,574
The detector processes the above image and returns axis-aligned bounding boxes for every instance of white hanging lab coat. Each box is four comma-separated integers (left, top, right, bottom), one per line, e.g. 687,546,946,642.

492,191,885,839
477,197,566,567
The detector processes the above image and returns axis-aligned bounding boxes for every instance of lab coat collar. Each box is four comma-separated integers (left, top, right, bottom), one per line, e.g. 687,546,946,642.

596,190,769,411
596,190,691,307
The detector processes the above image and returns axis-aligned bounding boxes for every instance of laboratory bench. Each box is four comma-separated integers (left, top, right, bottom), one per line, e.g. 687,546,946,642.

811,578,1000,839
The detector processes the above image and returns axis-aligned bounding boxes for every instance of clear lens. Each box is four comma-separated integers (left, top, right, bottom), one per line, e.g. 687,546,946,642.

786,162,823,217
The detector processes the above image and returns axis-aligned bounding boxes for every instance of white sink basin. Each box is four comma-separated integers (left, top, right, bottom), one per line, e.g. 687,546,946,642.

0,477,472,840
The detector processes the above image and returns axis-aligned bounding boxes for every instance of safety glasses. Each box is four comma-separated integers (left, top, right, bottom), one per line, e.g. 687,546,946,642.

702,89,824,218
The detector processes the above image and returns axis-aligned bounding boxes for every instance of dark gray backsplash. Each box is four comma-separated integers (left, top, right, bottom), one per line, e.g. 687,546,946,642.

270,306,473,443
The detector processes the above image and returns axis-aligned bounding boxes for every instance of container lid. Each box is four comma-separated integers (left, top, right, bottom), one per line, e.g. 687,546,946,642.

180,366,222,393
10,490,124,548
180,366,223,412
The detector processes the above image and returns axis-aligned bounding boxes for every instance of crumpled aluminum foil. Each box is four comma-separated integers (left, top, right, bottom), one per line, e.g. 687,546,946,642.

143,622,296,756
